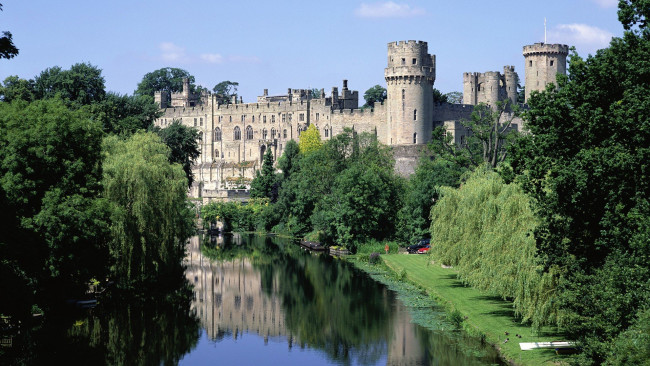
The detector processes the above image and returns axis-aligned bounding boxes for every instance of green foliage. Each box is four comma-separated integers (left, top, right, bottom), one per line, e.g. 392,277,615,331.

153,120,200,187
444,91,463,104
212,80,238,104
202,198,272,233
250,148,277,200
430,167,559,328
432,88,448,104
33,63,106,106
618,0,650,30
135,67,196,97
276,139,300,181
0,75,35,102
92,92,161,135
0,97,108,317
102,132,194,288
605,307,650,365
298,124,322,155
362,84,387,108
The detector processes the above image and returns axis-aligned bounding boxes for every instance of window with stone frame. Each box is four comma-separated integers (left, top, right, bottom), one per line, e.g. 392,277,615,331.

234,126,241,140
214,127,222,141
271,128,276,138
283,129,287,138
246,125,253,140
263,129,268,140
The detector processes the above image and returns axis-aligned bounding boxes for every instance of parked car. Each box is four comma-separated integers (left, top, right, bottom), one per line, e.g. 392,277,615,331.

417,245,431,254
407,238,430,254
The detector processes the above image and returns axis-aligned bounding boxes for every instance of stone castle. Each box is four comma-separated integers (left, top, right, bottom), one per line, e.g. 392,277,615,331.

153,40,568,201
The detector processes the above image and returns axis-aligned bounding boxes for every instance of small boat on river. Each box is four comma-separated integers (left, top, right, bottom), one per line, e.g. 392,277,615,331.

300,240,326,252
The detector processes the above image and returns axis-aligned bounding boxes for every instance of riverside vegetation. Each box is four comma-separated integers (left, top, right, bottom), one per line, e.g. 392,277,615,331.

203,3,650,364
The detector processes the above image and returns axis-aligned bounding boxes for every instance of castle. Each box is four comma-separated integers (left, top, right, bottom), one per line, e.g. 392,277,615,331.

153,40,568,201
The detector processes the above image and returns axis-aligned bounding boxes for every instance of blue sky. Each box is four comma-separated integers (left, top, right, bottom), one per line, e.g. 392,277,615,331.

1,0,623,102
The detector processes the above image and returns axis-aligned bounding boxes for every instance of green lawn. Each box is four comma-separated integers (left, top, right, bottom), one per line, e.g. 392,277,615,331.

381,254,573,366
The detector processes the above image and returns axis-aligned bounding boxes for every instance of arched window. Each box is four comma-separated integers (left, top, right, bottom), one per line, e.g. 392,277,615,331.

413,109,417,121
214,127,222,141
215,149,220,159
229,116,232,123
263,128,268,140
246,125,253,140
325,125,329,138
271,128,276,139
234,126,241,140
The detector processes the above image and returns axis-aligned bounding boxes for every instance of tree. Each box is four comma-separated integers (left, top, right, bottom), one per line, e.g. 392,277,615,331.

462,101,520,168
509,3,650,361
0,97,109,318
250,148,277,200
92,92,161,135
277,139,300,181
135,67,196,97
102,132,194,288
33,63,106,105
362,85,387,108
153,120,200,188
0,75,35,102
0,3,18,60
432,88,448,104
212,80,238,104
444,91,463,104
298,124,322,155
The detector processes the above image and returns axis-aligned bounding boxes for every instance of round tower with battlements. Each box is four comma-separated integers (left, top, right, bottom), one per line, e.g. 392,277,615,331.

385,40,436,145
523,43,569,103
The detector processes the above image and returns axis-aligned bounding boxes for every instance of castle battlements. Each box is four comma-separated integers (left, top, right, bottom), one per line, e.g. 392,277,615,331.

523,42,569,56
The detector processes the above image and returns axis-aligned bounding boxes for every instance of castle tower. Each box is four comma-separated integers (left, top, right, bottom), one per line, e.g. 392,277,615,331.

385,40,436,145
503,65,518,105
522,43,568,103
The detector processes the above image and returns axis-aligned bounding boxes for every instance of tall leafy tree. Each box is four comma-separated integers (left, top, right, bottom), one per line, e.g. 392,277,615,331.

0,97,109,318
33,63,106,106
250,148,277,200
509,3,650,362
444,91,463,104
277,139,300,181
212,80,238,104
135,67,196,97
92,92,161,135
298,124,322,155
362,85,387,108
102,132,194,288
153,120,200,188
0,75,35,102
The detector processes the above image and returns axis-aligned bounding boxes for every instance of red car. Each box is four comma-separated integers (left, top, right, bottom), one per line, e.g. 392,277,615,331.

417,245,431,254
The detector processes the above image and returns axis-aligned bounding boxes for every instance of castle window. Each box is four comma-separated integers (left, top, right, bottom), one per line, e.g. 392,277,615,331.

401,58,405,65
325,128,329,138
200,117,203,126
252,115,255,123
246,125,253,140
271,128,276,138
229,116,232,123
263,129,268,140
529,60,533,67
263,116,266,123
272,115,275,123
282,114,286,122
299,113,304,121
412,58,416,65
414,109,417,121
198,132,203,141
402,89,405,100
215,149,219,159
288,114,292,122
242,115,245,122
214,127,222,141
413,133,417,144
234,126,241,140
194,118,197,127
283,129,287,138
316,113,319,121
550,60,554,66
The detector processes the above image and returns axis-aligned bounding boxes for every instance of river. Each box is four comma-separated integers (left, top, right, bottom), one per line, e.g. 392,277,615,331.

1,233,504,365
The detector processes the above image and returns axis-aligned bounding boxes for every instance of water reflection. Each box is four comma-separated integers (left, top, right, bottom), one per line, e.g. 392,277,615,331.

186,234,503,365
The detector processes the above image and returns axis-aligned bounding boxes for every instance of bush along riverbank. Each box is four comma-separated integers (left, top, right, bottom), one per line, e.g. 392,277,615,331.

351,253,576,366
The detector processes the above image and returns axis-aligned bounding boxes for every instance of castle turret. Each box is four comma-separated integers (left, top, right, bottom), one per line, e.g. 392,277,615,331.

523,43,568,103
385,40,436,145
503,65,518,105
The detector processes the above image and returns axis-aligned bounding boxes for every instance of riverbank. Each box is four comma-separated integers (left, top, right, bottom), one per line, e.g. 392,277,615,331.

357,254,575,366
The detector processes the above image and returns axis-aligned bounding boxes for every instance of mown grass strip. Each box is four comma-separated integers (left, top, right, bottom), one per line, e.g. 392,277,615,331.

381,254,573,366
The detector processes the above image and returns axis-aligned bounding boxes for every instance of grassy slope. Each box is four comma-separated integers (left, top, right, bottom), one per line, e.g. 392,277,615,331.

381,254,573,366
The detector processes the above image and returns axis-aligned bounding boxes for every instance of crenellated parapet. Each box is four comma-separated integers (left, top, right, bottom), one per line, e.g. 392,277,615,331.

523,42,568,103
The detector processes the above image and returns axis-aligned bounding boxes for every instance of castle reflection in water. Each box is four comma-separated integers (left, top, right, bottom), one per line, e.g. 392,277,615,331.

183,234,481,365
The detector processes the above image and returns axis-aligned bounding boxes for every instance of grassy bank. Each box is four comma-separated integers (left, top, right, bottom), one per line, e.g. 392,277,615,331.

377,254,574,366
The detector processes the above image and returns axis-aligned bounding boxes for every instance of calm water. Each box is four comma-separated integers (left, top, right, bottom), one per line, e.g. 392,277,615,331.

2,234,504,365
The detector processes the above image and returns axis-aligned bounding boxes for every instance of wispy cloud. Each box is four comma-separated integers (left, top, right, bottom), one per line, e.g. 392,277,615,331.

157,42,258,64
355,2,425,18
548,23,613,54
589,0,617,8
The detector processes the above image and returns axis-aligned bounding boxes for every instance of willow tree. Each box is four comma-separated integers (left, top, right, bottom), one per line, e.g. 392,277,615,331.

102,132,194,288
430,167,560,328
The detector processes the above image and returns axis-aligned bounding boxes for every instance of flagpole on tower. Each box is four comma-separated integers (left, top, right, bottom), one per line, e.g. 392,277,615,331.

544,18,547,43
